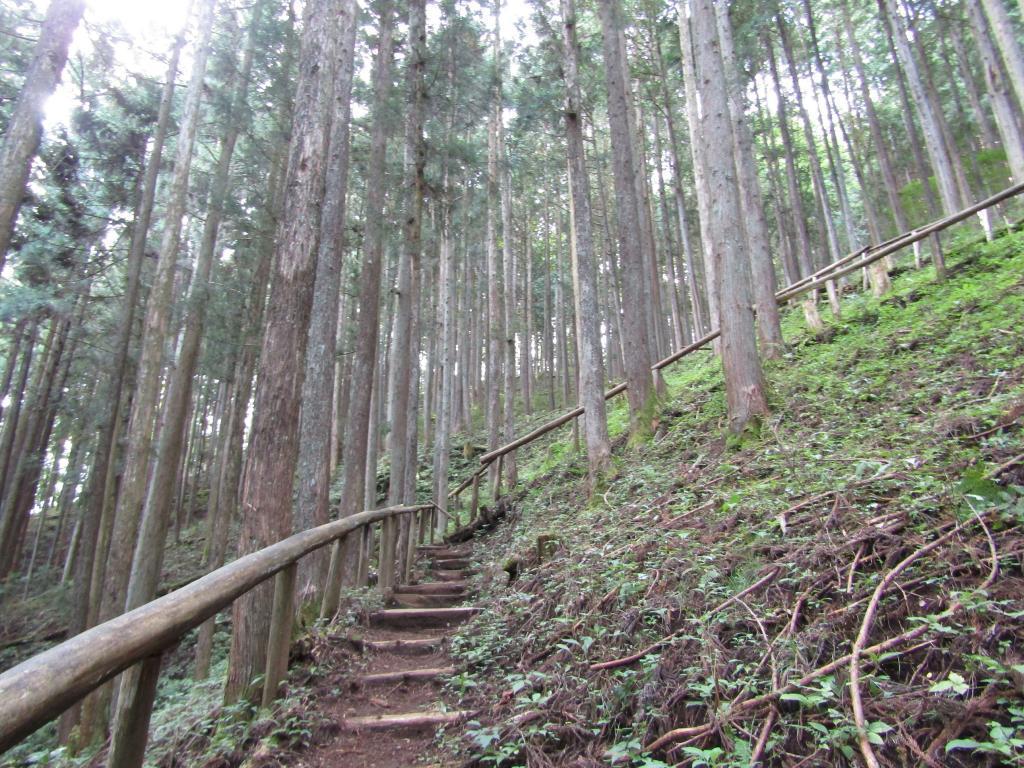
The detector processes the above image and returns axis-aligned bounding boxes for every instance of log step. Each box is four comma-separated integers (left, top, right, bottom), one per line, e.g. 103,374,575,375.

355,667,455,687
435,569,471,582
370,607,480,629
431,558,471,570
422,548,472,560
395,581,467,595
393,593,463,609
361,637,445,655
341,710,471,732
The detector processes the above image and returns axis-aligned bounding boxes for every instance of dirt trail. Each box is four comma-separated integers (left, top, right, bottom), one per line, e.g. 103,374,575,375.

296,545,477,768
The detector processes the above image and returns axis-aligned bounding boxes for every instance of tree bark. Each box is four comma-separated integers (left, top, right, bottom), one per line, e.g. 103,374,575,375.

294,0,358,601
714,3,782,358
597,0,654,440
878,0,961,241
967,0,1024,184
224,0,341,705
333,0,394,586
689,0,769,435
561,0,611,487
485,0,503,497
778,15,843,317
980,0,1024,113
384,0,425,587
842,4,910,236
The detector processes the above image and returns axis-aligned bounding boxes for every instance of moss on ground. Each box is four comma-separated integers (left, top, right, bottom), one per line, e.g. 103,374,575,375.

443,227,1024,767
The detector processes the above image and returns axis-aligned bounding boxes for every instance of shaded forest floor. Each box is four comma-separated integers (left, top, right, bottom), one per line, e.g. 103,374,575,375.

437,227,1024,766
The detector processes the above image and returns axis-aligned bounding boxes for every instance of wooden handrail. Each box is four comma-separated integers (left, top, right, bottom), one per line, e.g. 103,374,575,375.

478,182,1024,466
776,180,1024,302
0,503,429,754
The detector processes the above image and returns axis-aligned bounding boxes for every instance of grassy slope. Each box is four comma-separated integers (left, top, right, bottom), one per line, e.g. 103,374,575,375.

443,228,1024,767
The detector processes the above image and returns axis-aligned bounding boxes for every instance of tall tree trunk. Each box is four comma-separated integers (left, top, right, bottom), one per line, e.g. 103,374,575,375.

224,0,341,705
485,0,503,497
689,0,769,435
980,0,1024,112
878,4,945,268
0,0,85,270
333,0,395,585
294,0,358,601
521,221,533,415
561,0,612,486
879,0,959,280
433,16,457,536
61,36,184,736
193,135,284,679
385,0,425,589
498,110,518,489
967,1,1024,184
778,15,843,317
597,0,654,440
842,5,909,236
949,20,1000,152
107,8,259,753
653,34,706,338
714,3,783,357
679,4,719,336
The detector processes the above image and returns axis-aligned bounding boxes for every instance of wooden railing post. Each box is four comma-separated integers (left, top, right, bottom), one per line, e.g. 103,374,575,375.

106,654,163,768
262,563,297,709
493,455,504,503
418,506,428,545
471,471,480,523
402,510,416,582
356,524,372,586
319,536,346,621
379,517,397,593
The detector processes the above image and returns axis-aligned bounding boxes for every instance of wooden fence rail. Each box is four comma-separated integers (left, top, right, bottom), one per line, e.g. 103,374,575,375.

0,503,430,765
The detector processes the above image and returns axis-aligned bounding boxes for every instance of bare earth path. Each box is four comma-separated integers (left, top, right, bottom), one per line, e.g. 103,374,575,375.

295,545,478,768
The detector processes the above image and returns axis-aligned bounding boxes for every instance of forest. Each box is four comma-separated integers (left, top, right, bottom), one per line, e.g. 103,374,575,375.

0,0,1023,765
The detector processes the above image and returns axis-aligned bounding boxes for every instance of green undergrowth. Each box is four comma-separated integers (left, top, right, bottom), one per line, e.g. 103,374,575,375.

442,227,1024,767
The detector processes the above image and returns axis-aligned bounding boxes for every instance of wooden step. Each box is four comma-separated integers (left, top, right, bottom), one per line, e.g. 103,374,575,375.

361,637,445,655
341,710,471,732
421,547,472,559
395,581,467,595
431,557,471,570
393,593,463,609
369,607,480,629
435,569,471,581
355,667,455,687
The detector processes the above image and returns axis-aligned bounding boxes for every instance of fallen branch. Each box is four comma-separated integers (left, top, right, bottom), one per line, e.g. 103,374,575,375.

986,451,1024,480
848,514,972,768
590,567,781,671
749,708,777,767
645,723,715,753
961,417,1020,441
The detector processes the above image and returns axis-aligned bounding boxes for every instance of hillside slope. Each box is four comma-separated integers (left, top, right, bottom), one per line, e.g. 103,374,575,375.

443,228,1024,767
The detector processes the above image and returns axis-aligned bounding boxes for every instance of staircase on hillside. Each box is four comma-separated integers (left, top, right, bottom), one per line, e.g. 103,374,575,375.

301,544,479,766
